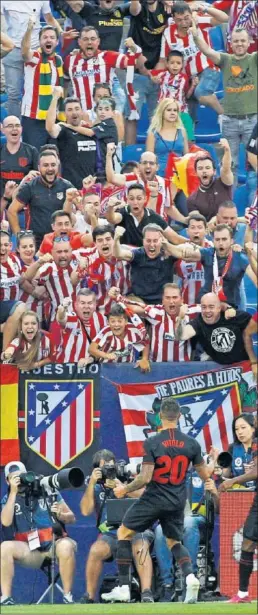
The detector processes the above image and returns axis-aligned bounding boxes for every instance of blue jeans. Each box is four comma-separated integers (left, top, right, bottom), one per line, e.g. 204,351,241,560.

221,114,257,181
246,169,257,206
183,514,206,574
2,47,24,117
154,524,173,586
194,68,221,99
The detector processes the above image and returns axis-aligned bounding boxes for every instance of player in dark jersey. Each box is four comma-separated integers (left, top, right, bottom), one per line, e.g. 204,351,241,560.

220,437,258,604
101,397,212,604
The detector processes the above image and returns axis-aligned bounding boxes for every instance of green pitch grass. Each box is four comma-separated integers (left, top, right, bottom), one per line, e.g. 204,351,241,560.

1,602,257,615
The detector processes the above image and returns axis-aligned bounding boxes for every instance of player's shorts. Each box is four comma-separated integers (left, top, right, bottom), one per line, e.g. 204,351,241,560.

122,492,184,541
243,492,258,542
98,529,154,562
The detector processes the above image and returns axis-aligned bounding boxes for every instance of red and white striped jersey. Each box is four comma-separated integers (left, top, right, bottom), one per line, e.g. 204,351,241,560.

19,260,44,323
75,247,131,313
55,311,107,363
160,17,219,76
0,253,21,302
22,51,64,119
92,320,149,363
37,260,78,320
145,304,199,362
9,331,52,361
156,70,189,111
175,239,213,305
124,173,171,219
64,50,128,112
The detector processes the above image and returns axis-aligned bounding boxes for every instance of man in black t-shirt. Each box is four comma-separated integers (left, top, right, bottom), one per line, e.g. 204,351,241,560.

61,0,141,52
101,397,211,604
7,151,76,248
176,292,252,365
0,115,39,225
46,91,97,188
125,0,170,144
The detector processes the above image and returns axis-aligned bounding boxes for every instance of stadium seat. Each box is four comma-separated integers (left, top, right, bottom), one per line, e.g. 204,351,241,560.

195,105,221,144
209,26,225,52
122,144,145,163
238,142,247,184
0,106,8,123
0,92,8,105
136,103,149,143
233,185,248,215
0,135,7,144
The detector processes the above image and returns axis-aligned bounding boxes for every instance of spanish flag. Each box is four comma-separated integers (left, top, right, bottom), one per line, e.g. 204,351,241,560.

0,365,20,466
171,145,209,197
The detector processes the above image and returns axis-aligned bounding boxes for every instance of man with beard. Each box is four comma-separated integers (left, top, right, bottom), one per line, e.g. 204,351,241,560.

109,282,199,362
106,146,186,225
71,224,131,313
7,150,76,248
190,22,257,181
21,23,65,148
187,139,233,221
113,223,187,304
55,289,106,364
176,223,256,307
46,92,97,188
22,237,77,323
175,292,253,365
176,213,213,305
64,26,142,118
0,115,39,222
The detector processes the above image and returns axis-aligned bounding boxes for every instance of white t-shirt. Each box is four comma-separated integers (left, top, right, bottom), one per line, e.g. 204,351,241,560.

1,1,51,48
73,213,108,234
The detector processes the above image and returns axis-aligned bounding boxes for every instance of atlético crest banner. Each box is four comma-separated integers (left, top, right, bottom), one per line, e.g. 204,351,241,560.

116,361,256,464
18,363,100,474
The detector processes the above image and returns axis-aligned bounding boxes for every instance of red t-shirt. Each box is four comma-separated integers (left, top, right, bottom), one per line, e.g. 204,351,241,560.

39,231,85,254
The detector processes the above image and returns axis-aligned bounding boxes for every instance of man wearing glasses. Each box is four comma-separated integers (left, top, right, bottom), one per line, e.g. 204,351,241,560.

0,116,39,227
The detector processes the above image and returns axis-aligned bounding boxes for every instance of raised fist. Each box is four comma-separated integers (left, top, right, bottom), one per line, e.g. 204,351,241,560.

39,253,53,264
52,86,64,99
114,226,125,240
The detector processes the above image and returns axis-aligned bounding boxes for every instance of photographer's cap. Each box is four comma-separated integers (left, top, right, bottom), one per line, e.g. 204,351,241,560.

4,461,26,479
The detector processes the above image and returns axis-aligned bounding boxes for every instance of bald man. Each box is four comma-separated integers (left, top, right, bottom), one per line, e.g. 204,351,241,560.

0,115,39,219
175,292,253,365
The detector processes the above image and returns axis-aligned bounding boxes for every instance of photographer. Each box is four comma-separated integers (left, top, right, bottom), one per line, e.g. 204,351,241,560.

79,450,154,604
0,462,76,607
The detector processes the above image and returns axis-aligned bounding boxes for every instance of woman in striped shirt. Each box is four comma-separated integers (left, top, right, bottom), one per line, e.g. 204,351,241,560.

2,310,52,370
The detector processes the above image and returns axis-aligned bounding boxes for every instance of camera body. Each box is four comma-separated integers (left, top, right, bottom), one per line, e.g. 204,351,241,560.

19,467,85,497
97,460,141,486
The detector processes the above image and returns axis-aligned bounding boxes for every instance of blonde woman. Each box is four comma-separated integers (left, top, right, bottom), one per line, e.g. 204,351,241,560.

2,310,52,370
146,98,188,177
146,98,189,216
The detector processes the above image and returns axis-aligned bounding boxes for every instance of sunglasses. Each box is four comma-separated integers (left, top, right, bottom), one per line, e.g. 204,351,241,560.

53,235,70,243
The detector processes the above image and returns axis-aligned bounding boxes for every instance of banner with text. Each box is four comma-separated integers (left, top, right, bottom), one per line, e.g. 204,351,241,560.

18,363,100,475
116,361,256,463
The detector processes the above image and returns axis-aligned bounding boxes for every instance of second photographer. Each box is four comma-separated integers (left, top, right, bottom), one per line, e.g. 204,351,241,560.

80,449,154,604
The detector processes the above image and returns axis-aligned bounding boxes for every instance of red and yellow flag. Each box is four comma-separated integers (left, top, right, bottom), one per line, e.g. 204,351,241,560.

0,365,20,465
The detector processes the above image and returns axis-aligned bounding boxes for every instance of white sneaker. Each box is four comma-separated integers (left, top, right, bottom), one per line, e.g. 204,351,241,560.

184,574,200,603
101,584,130,602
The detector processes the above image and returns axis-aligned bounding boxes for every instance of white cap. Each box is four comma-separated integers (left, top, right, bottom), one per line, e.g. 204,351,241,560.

4,461,26,479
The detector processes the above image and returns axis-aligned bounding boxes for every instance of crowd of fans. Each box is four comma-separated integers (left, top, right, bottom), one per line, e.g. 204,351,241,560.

0,0,257,606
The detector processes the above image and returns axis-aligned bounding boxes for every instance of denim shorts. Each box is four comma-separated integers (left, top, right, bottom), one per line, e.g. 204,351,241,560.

0,300,23,324
194,68,221,99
